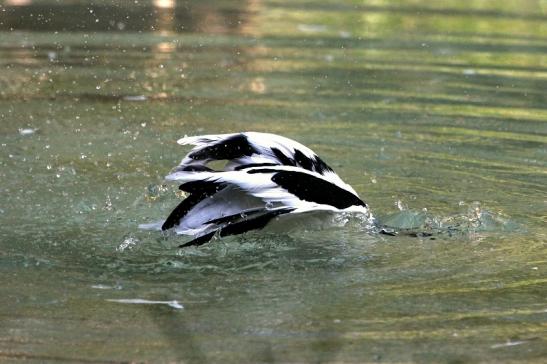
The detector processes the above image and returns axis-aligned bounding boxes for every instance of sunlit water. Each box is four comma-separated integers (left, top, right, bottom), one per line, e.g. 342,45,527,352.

1,0,546,362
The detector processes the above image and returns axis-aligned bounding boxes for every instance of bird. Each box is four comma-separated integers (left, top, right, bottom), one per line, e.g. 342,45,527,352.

142,132,373,247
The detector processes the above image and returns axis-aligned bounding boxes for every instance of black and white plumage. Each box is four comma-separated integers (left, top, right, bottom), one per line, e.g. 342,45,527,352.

144,132,372,247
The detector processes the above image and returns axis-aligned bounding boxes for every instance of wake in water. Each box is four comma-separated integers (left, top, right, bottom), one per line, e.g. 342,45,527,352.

375,201,520,238
137,133,517,248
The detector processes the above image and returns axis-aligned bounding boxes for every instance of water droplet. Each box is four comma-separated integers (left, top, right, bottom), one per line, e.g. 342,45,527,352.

117,236,138,252
104,195,113,211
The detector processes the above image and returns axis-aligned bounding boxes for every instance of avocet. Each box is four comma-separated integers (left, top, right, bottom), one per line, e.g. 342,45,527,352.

142,132,373,247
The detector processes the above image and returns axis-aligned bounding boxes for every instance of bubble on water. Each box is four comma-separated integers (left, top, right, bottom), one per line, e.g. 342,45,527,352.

297,24,327,33
117,236,138,252
18,128,37,135
106,298,183,310
123,95,147,102
339,31,351,38
490,340,527,349
104,195,113,211
468,201,481,218
91,284,122,290
395,200,407,211
48,51,57,62
145,184,170,202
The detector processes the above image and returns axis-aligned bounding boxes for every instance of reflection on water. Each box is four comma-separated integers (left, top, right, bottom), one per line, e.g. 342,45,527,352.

0,0,546,362
0,0,255,33
153,0,176,36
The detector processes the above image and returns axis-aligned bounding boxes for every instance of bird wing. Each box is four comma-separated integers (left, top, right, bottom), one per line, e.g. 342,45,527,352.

166,165,366,213
145,133,369,246
175,132,356,194
163,165,367,247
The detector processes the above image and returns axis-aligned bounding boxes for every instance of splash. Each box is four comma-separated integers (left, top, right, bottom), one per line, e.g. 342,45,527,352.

117,236,139,252
376,201,519,238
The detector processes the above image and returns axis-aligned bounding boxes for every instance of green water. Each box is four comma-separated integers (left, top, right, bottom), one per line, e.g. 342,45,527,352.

1,0,546,362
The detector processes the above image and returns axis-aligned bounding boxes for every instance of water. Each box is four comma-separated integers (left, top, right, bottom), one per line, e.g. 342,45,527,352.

1,0,546,362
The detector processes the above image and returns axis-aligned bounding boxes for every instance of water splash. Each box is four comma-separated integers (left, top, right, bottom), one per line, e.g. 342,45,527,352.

376,201,520,238
117,236,139,252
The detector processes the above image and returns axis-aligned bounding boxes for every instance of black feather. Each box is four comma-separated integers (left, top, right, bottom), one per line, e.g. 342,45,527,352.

311,156,333,174
271,147,296,166
188,134,257,161
179,231,216,247
162,193,206,231
175,165,214,172
219,208,293,237
163,180,226,231
234,162,279,171
178,180,225,194
247,169,365,209
206,208,267,225
178,208,295,248
293,149,313,171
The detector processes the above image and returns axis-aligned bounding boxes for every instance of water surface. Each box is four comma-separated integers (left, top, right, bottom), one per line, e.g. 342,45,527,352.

0,0,546,362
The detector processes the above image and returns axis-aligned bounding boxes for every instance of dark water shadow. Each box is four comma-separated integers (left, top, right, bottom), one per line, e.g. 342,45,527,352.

0,2,254,34
142,303,208,363
99,223,380,362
